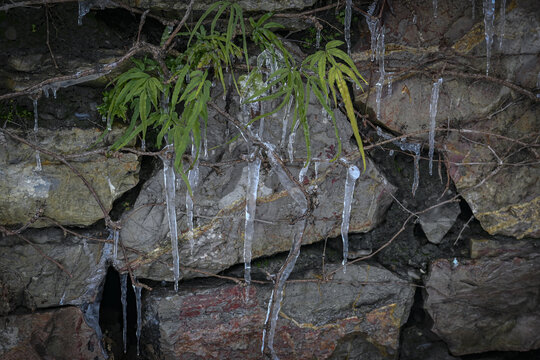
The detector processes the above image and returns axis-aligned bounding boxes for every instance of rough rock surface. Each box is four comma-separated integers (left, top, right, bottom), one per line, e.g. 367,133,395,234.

0,128,139,227
0,230,111,312
125,0,317,13
119,88,396,281
0,306,104,360
424,252,540,355
418,194,460,244
353,0,540,239
141,263,414,359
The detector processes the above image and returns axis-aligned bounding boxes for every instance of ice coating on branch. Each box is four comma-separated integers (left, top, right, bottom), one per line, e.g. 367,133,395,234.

32,99,42,171
375,29,385,120
498,0,506,50
281,96,293,147
298,160,310,183
345,0,352,55
78,1,91,26
433,0,438,18
160,145,180,291
109,228,119,260
377,127,421,195
483,0,496,75
261,142,308,359
120,273,128,354
341,164,360,270
428,78,443,176
365,1,380,62
387,73,393,97
132,283,142,356
288,119,300,163
314,160,320,179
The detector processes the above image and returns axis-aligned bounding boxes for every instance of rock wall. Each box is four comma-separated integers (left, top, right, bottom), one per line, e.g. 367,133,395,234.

0,0,539,359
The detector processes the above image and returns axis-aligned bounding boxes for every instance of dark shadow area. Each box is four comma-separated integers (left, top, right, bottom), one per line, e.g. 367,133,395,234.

99,266,138,359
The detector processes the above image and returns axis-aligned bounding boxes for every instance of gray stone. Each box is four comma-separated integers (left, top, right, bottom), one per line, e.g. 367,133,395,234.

0,306,104,360
141,263,414,359
424,252,540,355
119,86,396,282
0,233,111,311
418,194,460,244
0,128,139,227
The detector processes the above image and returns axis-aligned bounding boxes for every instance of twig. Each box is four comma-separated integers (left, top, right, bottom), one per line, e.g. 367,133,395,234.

162,0,195,51
45,6,59,69
136,9,150,45
0,225,72,278
14,207,45,234
454,215,474,246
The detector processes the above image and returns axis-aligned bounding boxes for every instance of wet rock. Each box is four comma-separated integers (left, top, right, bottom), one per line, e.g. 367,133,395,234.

0,232,111,311
469,238,540,259
352,0,540,239
400,326,459,360
141,263,414,359
0,306,104,360
418,194,460,244
0,128,139,227
119,88,396,282
424,252,540,355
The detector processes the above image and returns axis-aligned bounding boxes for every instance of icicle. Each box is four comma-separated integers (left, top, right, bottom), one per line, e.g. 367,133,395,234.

341,164,360,270
365,1,380,62
280,96,293,147
132,283,142,356
387,73,393,97
288,119,300,163
471,0,476,20
433,0,438,18
375,77,383,120
113,229,119,260
428,78,443,176
120,273,128,354
32,99,42,171
203,124,208,159
160,145,180,291
243,155,261,285
298,160,310,183
185,141,199,254
82,301,108,359
314,161,320,179
345,0,352,55
413,14,417,24
141,138,146,151
498,0,506,50
483,0,496,76
316,27,321,49
377,127,421,195
78,1,91,26
261,291,274,354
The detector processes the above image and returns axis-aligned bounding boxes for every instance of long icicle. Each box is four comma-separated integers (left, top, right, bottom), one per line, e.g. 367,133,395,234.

186,139,199,255
483,0,496,75
498,0,506,50
428,78,443,175
132,283,142,356
341,164,361,271
345,0,353,55
120,273,128,354
33,98,42,171
160,145,180,291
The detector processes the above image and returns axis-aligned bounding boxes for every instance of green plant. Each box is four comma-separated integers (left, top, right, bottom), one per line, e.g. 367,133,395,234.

101,1,368,190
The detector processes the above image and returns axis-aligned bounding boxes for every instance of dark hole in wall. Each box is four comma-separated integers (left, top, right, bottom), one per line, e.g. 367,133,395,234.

99,266,138,359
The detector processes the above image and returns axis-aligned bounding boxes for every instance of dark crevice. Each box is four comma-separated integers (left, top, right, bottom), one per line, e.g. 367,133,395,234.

99,266,139,359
